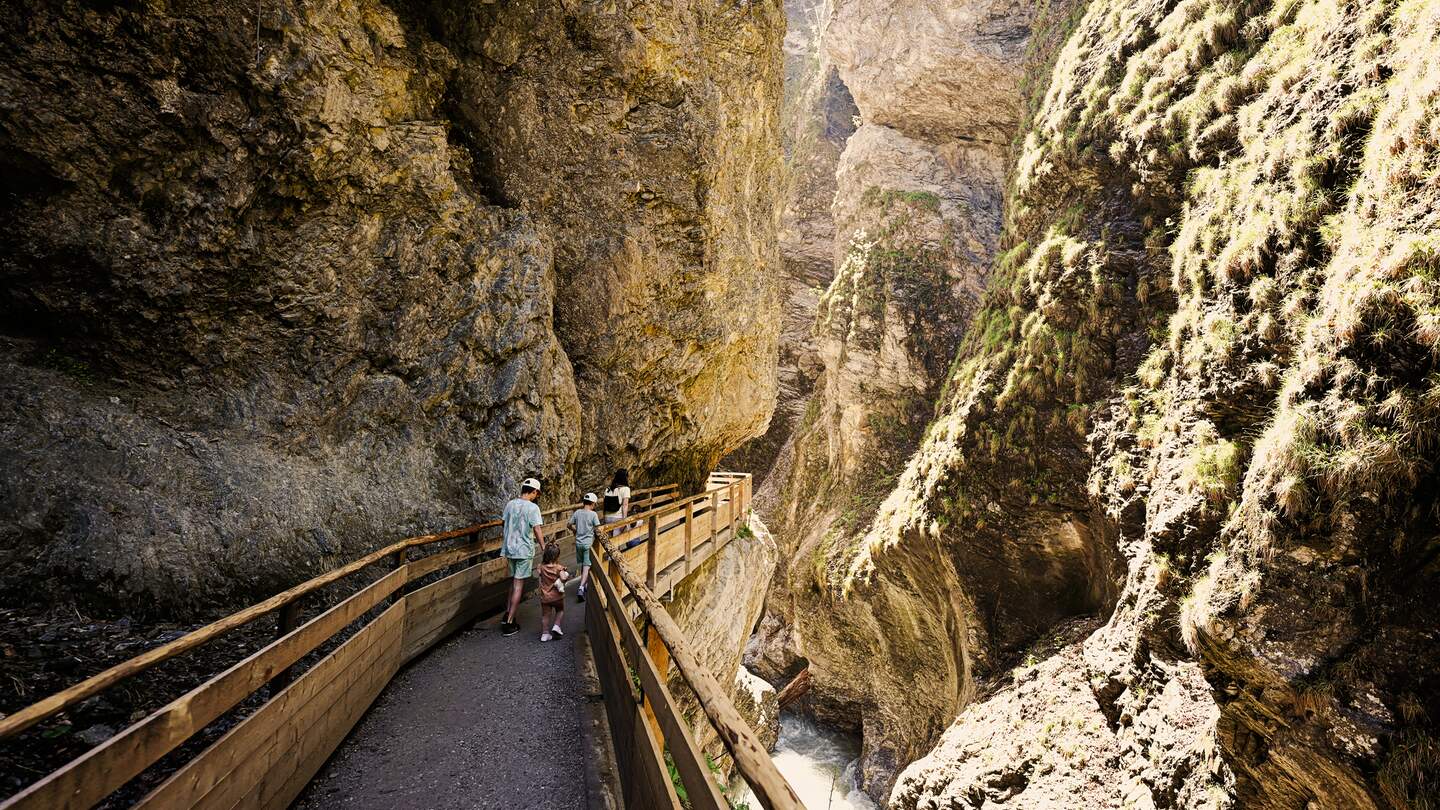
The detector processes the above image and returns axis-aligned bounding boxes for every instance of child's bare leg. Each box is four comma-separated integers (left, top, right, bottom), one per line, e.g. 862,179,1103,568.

552,606,564,629
541,605,553,632
579,565,591,590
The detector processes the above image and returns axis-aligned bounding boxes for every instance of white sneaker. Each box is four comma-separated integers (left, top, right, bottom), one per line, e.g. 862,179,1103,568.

540,633,552,642
551,625,564,638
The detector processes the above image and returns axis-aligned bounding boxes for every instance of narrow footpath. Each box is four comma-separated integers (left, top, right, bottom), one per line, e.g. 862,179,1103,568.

294,591,592,810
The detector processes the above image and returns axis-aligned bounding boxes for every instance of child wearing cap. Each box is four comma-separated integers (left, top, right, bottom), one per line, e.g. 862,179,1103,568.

499,477,545,637
568,493,601,601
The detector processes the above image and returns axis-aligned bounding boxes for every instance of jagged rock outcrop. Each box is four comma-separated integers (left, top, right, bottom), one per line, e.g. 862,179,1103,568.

0,0,784,612
724,0,854,489
666,514,780,778
747,0,1034,797
766,0,1440,807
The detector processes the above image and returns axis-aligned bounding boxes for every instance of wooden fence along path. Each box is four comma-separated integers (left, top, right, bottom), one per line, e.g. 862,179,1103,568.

0,474,803,810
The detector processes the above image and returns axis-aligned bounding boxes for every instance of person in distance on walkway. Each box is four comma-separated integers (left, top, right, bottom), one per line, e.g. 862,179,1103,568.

568,493,600,601
603,468,636,549
536,542,570,642
499,477,545,637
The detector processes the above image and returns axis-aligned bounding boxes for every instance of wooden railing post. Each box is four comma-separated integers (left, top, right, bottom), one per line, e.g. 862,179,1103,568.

646,514,659,591
391,546,408,600
594,532,806,810
607,542,621,594
683,501,694,576
729,482,739,541
268,599,302,693
709,491,718,543
640,622,671,744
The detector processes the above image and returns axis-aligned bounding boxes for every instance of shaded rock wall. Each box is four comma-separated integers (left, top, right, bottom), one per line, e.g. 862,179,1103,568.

0,0,784,612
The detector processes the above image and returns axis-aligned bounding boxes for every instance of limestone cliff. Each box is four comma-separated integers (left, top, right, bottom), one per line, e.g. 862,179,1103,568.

0,0,784,612
724,0,854,492
746,0,1033,795
761,0,1440,807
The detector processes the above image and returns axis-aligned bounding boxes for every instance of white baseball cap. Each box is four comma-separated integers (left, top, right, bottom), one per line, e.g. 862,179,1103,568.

582,492,598,504
522,477,542,490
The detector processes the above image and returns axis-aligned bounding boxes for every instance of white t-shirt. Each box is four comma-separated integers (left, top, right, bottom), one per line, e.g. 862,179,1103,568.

604,486,631,519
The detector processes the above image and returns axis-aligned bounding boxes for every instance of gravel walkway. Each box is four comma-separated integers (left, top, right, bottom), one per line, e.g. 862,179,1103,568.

294,592,590,810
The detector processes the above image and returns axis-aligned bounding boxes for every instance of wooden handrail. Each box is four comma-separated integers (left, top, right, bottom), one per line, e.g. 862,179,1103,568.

0,530,456,740
594,478,734,536
591,479,799,810
0,482,679,741
0,474,758,810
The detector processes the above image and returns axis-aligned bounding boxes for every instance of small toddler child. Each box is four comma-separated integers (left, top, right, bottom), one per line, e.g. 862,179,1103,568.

537,542,570,642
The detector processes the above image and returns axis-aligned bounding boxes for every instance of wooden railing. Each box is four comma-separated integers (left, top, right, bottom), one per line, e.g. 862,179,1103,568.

587,473,804,810
0,482,681,810
0,477,798,810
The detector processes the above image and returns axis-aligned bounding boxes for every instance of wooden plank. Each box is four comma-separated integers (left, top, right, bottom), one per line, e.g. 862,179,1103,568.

644,625,672,738
258,606,405,810
645,515,659,590
593,533,803,810
401,561,507,662
684,503,694,576
632,625,724,810
201,606,403,810
585,573,647,808
653,522,687,570
1,566,407,810
405,536,492,580
589,566,685,810
222,606,404,810
621,539,649,576
135,600,401,809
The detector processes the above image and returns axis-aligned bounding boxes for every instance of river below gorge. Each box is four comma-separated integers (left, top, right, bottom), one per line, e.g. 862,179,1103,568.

734,712,878,809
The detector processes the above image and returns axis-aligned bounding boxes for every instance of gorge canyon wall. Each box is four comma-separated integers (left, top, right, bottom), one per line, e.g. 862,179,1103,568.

0,0,784,612
749,0,1440,808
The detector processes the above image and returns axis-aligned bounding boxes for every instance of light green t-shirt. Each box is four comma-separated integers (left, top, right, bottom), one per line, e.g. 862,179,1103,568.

501,497,543,559
570,508,600,548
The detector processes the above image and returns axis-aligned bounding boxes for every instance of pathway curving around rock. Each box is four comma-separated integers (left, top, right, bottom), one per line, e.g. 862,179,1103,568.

294,593,591,810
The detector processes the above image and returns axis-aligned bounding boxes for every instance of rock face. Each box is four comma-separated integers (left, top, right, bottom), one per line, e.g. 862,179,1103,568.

747,0,1033,797
724,0,854,490
665,514,780,777
763,0,1440,807
0,0,784,612
733,665,782,756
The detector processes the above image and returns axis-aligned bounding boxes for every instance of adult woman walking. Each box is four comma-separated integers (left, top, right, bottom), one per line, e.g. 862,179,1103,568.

602,468,633,546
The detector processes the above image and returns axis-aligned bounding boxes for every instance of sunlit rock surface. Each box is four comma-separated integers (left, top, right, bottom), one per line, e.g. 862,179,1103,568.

750,0,1034,798
762,0,1440,807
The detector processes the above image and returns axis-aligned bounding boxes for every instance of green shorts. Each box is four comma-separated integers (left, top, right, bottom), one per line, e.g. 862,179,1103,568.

506,556,533,579
576,544,592,567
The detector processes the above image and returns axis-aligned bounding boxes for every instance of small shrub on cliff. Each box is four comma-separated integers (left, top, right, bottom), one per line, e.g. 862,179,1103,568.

1184,431,1242,501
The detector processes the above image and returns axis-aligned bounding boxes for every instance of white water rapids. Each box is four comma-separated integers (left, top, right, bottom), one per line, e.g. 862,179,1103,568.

733,712,878,810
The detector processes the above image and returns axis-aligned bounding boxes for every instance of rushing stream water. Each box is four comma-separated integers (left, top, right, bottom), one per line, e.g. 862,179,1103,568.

733,712,878,810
